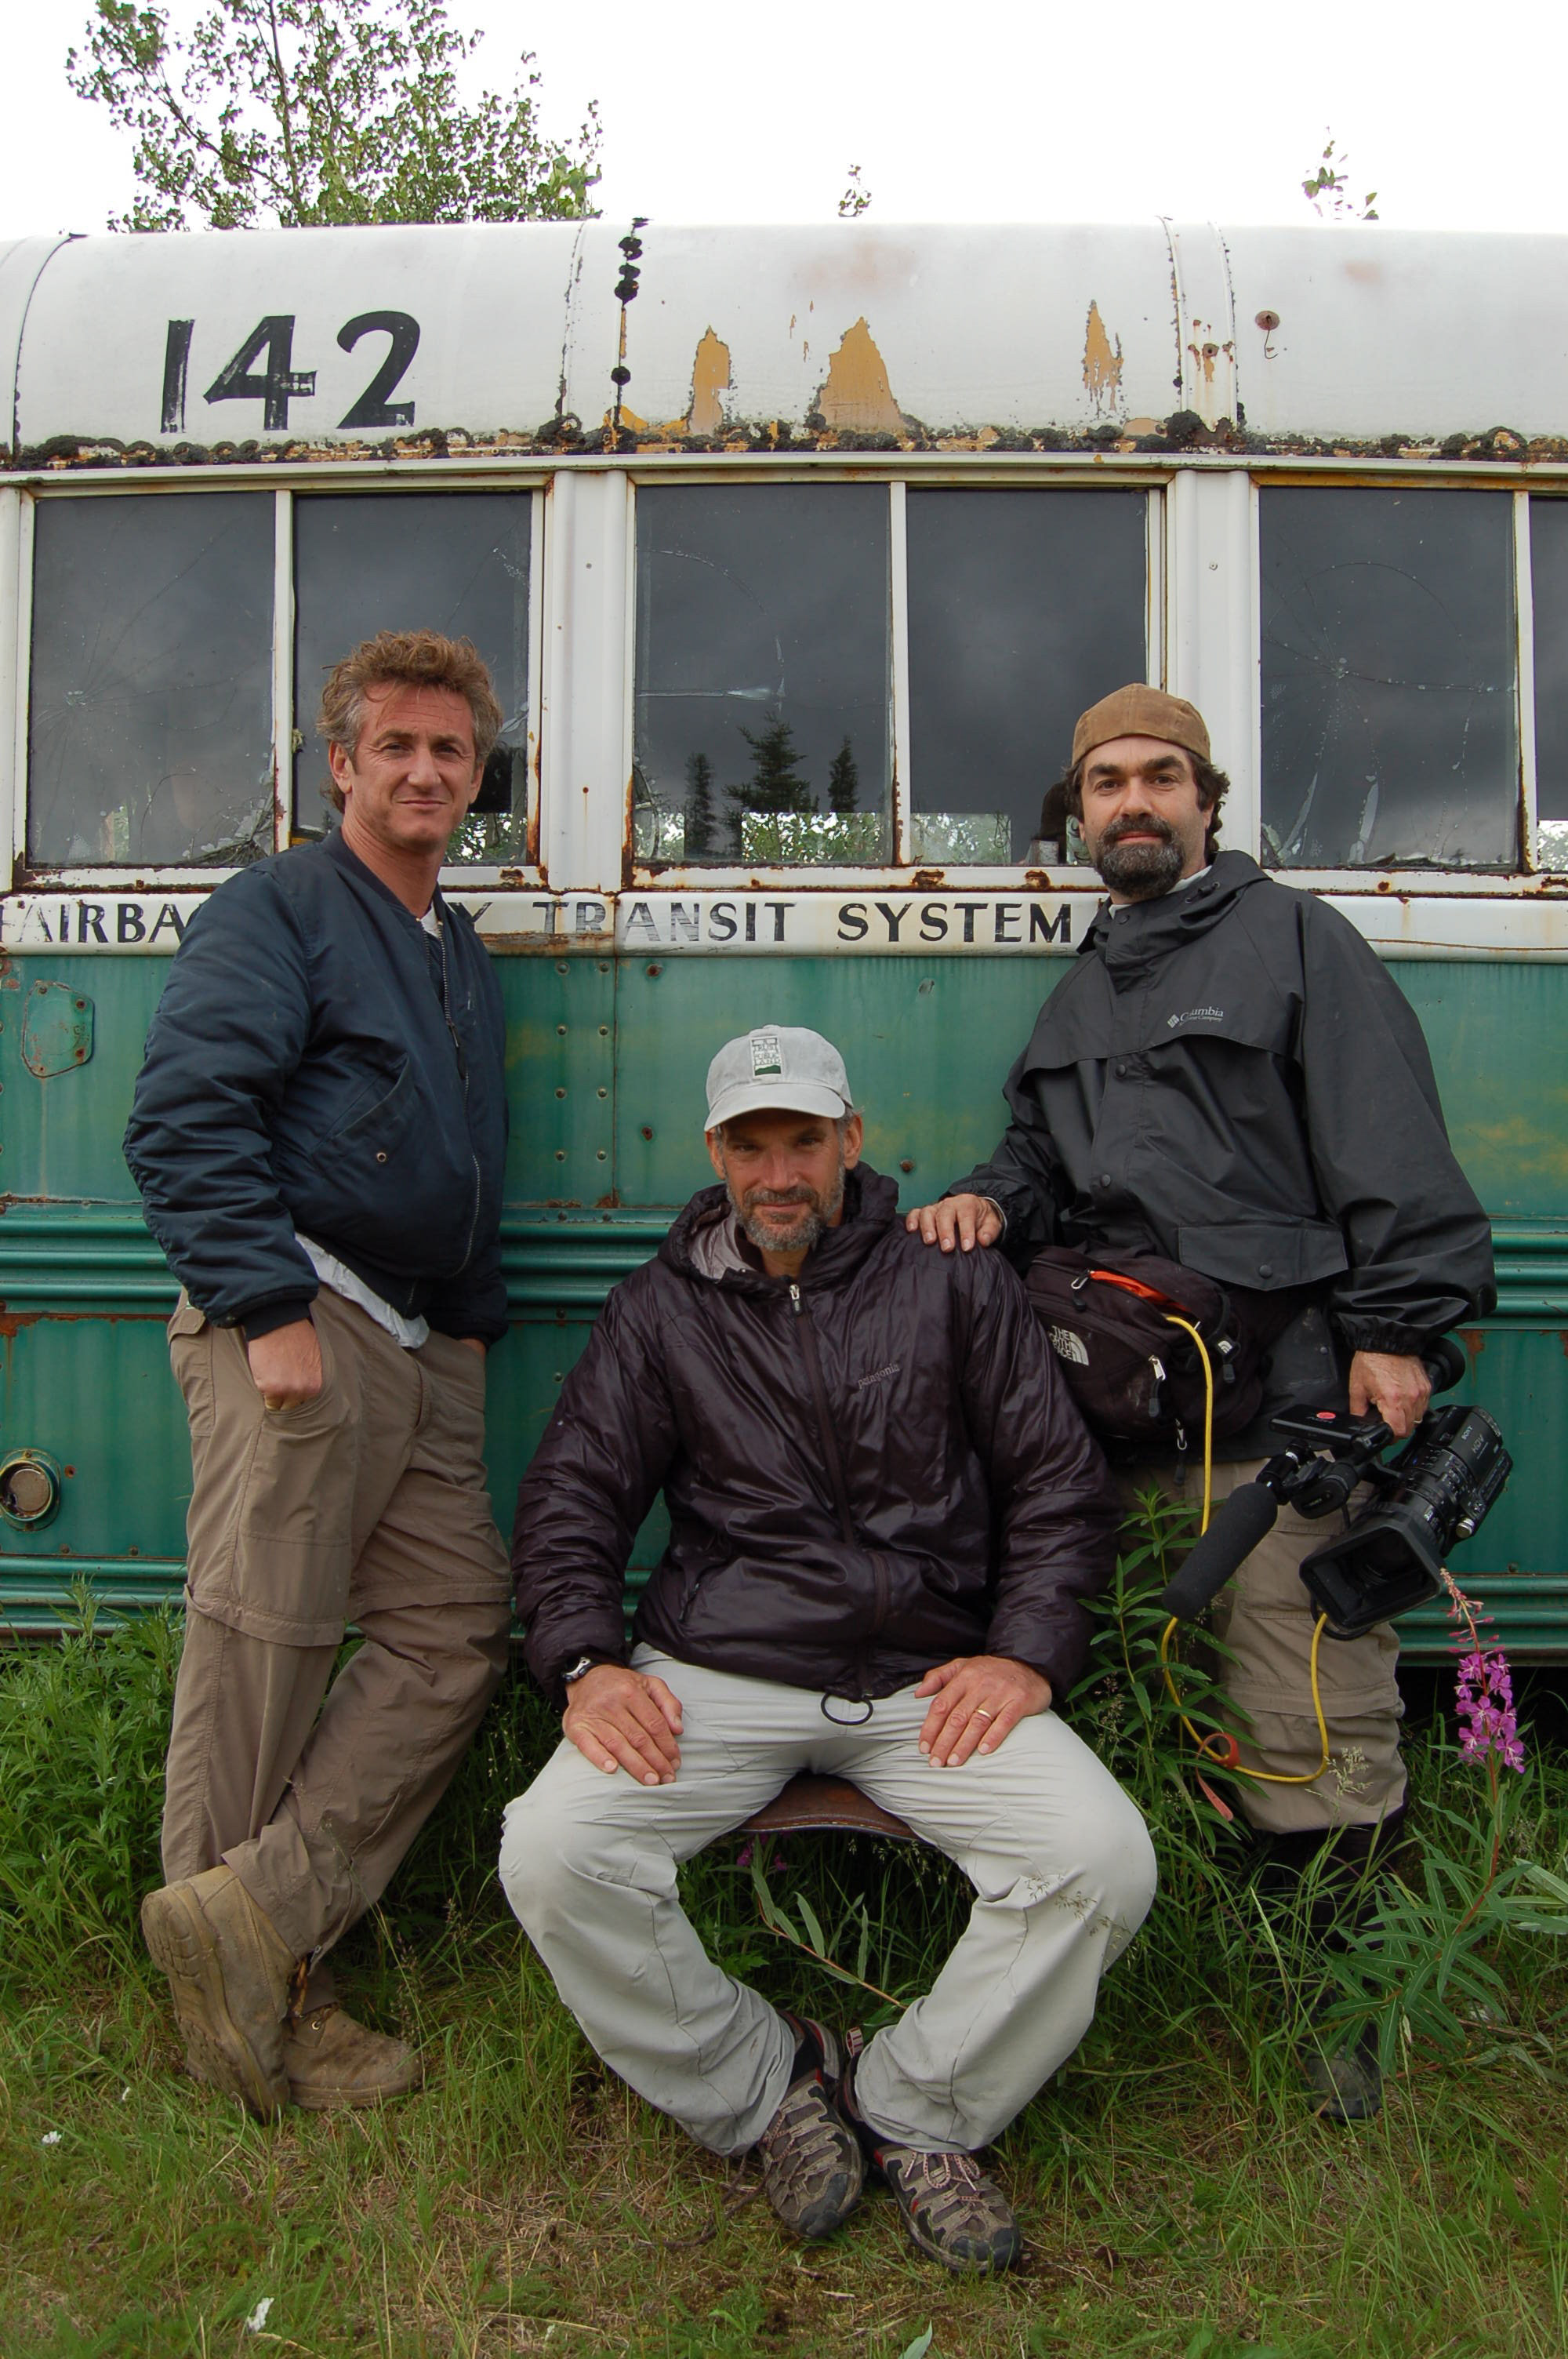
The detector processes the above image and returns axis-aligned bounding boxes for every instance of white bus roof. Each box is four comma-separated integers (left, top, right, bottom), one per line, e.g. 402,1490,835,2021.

5,220,1566,463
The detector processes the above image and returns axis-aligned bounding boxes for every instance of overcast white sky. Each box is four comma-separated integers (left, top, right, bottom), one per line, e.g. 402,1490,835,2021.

2,0,1562,239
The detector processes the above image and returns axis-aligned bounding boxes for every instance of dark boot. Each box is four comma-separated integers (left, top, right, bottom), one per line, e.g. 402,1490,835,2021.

1256,1806,1408,2124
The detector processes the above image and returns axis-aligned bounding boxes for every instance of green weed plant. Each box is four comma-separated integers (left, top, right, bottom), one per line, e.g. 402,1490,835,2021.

2,1519,1566,2357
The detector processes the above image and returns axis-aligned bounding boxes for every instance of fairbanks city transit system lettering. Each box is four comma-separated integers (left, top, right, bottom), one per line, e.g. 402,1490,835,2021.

1,894,1083,954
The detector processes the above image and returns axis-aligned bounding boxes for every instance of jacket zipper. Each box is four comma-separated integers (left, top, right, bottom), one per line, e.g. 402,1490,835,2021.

789,1283,891,1675
438,910,483,1272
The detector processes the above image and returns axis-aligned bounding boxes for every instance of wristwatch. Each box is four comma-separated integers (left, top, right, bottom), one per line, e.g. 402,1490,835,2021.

561,1653,602,1687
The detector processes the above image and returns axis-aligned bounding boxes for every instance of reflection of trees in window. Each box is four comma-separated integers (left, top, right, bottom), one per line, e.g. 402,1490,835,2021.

633,484,890,867
728,717,815,849
685,752,717,856
829,736,859,813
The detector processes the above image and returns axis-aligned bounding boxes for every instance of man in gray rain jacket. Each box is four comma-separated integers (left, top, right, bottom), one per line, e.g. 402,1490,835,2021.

907,684,1497,2119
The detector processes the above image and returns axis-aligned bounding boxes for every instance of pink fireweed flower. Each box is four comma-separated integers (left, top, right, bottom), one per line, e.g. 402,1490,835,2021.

1454,1646,1526,1772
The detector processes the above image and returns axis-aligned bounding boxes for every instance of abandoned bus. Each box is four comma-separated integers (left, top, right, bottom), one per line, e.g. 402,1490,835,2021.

1,218,1564,1656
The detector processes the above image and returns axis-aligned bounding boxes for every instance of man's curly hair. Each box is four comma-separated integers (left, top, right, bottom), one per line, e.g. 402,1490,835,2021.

318,630,503,813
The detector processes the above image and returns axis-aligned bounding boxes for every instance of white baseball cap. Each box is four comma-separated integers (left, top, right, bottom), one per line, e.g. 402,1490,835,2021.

704,1027,855,1135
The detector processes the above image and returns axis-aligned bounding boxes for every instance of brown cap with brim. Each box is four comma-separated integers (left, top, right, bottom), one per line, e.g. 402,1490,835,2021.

1072,685,1210,768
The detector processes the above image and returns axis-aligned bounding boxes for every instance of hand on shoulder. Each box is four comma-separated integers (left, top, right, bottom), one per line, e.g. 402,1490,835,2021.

903,1194,1003,1253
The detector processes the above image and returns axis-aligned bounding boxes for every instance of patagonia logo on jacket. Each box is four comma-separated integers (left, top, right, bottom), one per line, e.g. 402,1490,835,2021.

855,1361,902,1390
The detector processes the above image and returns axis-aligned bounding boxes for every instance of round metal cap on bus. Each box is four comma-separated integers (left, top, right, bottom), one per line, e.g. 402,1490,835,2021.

0,1449,64,1531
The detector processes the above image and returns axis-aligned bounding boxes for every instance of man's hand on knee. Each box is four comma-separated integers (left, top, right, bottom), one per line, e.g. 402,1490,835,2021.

914,1654,1051,1766
245,1317,324,1411
902,1194,1003,1253
563,1664,684,1785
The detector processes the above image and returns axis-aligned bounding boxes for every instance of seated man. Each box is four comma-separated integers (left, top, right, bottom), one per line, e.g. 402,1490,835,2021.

500,1026,1156,2275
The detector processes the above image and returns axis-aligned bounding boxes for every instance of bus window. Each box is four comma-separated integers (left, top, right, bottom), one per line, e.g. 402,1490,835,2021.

1530,497,1568,869
292,491,533,863
1260,487,1519,872
27,493,273,870
906,489,1149,865
633,484,890,866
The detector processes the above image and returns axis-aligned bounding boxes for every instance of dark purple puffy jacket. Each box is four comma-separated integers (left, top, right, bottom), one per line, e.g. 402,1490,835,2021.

513,1165,1120,1707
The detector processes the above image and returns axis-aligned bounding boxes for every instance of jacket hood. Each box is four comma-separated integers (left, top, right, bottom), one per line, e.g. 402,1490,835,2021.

659,1164,901,1293
1080,849,1268,988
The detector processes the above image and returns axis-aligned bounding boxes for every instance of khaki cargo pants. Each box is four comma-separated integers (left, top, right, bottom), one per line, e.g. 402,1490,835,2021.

161,1285,512,1977
1120,1459,1406,1836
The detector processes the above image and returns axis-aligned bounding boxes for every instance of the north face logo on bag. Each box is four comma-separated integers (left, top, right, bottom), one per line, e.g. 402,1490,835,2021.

1047,1325,1090,1366
750,1030,783,1076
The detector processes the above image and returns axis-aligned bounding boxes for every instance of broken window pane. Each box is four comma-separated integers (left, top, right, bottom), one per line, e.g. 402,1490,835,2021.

293,492,532,863
1260,488,1519,871
634,485,890,865
27,493,273,869
907,489,1149,864
1529,497,1568,868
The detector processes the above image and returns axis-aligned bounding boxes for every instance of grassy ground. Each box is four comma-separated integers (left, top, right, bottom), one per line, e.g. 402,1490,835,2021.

2,1578,1566,2359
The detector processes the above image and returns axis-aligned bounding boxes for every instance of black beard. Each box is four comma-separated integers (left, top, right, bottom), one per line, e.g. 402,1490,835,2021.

1094,817,1185,899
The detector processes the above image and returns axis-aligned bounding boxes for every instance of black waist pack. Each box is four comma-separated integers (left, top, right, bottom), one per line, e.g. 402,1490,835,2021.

1024,1249,1292,1447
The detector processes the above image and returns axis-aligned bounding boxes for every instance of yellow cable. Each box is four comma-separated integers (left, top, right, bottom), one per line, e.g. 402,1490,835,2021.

1155,1310,1331,1787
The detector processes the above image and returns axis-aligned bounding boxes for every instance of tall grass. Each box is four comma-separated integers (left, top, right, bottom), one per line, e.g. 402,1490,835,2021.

2,1532,1566,2357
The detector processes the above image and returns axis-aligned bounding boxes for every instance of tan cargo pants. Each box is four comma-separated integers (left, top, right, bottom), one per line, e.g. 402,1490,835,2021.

161,1285,512,1975
1120,1459,1406,1836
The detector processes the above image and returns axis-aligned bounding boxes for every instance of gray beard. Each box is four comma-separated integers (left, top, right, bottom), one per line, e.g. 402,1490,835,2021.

734,1157,847,1256
1095,833,1185,898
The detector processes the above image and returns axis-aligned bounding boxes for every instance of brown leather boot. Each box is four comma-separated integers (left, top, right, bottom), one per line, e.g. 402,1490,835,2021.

141,1864,296,2121
283,2005,423,2110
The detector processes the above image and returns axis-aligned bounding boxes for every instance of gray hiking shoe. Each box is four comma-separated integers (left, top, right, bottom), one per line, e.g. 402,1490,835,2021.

875,2144,1022,2274
141,1864,296,2121
755,2015,865,2241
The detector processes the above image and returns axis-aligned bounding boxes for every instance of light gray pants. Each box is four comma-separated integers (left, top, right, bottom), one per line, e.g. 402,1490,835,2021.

499,1648,1156,2160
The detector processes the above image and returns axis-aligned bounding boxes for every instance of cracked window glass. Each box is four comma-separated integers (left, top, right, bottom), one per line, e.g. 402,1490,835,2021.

1261,488,1519,871
634,485,890,865
27,493,273,869
293,492,532,863
1529,497,1568,870
907,489,1149,864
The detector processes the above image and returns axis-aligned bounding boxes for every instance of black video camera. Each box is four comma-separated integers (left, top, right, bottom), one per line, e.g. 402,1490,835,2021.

1158,1337,1512,1640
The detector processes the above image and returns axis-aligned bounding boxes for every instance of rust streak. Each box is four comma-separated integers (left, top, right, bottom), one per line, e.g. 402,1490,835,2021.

817,318,902,435
1083,302,1123,416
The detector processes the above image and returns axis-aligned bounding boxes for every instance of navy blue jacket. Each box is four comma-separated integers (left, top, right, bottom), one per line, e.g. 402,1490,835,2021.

124,831,509,1343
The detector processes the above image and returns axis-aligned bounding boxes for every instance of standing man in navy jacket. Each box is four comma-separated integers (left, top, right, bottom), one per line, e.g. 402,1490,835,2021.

125,631,513,2120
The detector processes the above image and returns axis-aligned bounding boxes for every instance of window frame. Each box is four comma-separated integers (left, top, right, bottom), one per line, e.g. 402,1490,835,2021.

622,463,1170,890
13,467,549,892
1248,468,1561,898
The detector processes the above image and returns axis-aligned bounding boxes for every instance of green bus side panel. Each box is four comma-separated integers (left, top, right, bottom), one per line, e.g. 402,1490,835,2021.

3,947,1566,1658
1400,961,1568,1219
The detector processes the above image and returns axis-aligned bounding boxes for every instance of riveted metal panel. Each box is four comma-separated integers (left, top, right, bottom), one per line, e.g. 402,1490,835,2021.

3,945,1565,1652
499,952,616,1205
0,952,160,1201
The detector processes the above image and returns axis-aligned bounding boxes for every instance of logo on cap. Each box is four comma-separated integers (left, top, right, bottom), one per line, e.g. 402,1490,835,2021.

750,1030,783,1077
